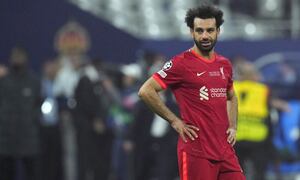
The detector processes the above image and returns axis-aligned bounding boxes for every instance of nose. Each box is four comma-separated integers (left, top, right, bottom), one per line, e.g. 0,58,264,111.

201,31,209,40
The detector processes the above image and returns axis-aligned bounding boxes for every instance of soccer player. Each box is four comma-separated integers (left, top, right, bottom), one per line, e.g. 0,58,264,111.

138,4,246,180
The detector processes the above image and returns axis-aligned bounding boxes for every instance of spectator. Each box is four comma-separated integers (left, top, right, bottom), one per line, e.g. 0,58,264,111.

72,60,114,180
126,54,178,180
128,90,178,180
234,60,273,180
52,21,91,180
39,59,63,180
109,63,141,180
0,46,41,180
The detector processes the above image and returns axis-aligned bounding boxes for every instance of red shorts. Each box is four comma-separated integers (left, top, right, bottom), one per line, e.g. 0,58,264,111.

178,150,246,180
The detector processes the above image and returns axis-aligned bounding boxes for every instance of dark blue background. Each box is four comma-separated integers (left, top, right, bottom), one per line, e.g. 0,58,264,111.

1,0,300,71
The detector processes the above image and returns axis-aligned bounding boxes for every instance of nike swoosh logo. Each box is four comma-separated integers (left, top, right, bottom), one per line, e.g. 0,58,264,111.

197,71,206,76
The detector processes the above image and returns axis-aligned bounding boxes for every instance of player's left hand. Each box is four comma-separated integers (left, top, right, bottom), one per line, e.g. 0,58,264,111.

226,128,236,146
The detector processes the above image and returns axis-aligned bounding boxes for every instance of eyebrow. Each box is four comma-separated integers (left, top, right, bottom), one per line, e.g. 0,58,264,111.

195,27,216,30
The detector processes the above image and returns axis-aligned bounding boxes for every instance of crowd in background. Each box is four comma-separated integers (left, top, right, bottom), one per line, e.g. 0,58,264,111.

0,21,299,180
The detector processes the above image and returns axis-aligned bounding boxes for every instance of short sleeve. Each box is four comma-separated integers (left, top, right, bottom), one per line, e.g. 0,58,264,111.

152,58,183,89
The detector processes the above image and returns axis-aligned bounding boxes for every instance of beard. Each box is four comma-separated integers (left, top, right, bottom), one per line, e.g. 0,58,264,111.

194,37,217,53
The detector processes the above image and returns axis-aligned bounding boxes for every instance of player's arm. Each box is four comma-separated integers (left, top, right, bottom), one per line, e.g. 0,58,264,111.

226,88,238,146
138,77,199,142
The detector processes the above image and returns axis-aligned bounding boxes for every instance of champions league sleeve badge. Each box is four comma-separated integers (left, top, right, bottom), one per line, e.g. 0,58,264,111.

162,60,173,71
157,60,173,78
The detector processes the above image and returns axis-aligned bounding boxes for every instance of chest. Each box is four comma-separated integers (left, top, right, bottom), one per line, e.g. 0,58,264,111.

2,77,37,102
182,61,230,89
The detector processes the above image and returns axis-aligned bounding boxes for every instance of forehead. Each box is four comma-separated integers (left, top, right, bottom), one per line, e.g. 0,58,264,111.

193,17,216,29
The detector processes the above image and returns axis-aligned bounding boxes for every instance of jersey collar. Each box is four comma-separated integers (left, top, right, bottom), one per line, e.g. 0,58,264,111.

190,49,216,63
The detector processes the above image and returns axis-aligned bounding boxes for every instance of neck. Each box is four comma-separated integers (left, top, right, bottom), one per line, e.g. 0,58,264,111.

192,46,214,60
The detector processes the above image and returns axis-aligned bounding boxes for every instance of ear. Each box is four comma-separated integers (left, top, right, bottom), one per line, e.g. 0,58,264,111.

217,27,220,35
190,28,194,38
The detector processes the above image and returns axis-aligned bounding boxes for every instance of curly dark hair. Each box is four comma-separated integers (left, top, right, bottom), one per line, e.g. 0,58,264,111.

185,3,224,29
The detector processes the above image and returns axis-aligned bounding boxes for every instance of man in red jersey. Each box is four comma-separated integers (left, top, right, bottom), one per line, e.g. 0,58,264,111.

138,3,246,180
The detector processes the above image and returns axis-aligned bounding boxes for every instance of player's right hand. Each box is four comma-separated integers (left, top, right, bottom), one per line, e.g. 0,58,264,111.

171,119,199,143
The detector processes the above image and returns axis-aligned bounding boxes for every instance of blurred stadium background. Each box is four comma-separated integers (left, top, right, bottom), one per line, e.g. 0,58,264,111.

0,0,300,180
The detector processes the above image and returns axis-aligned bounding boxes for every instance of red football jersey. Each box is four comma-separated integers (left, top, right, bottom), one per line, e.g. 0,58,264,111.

153,49,235,160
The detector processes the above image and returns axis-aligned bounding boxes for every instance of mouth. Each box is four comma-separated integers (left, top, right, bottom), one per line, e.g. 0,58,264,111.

201,41,211,47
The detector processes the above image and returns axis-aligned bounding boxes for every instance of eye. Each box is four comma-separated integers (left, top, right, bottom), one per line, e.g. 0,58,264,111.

195,28,204,33
207,28,215,33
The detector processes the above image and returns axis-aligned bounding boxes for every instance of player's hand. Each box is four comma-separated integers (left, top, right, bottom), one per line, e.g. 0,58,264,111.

171,119,199,143
226,128,236,146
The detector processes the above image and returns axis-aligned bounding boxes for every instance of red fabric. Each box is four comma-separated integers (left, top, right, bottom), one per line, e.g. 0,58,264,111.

190,49,216,63
154,49,234,160
178,150,245,180
182,151,188,180
152,74,167,89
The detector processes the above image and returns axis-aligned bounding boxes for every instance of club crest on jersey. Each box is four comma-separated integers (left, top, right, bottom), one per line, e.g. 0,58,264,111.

162,61,173,71
220,67,226,79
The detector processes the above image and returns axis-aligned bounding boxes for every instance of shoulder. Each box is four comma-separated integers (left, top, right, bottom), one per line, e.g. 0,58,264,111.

78,75,92,86
160,50,193,74
251,82,270,96
27,71,40,84
170,50,192,65
215,53,233,69
161,52,184,72
255,81,269,90
172,52,185,63
236,81,269,90
216,54,232,65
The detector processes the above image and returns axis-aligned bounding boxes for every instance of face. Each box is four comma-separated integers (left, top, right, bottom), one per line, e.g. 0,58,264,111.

10,47,28,67
190,17,219,53
43,61,59,80
0,65,8,78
